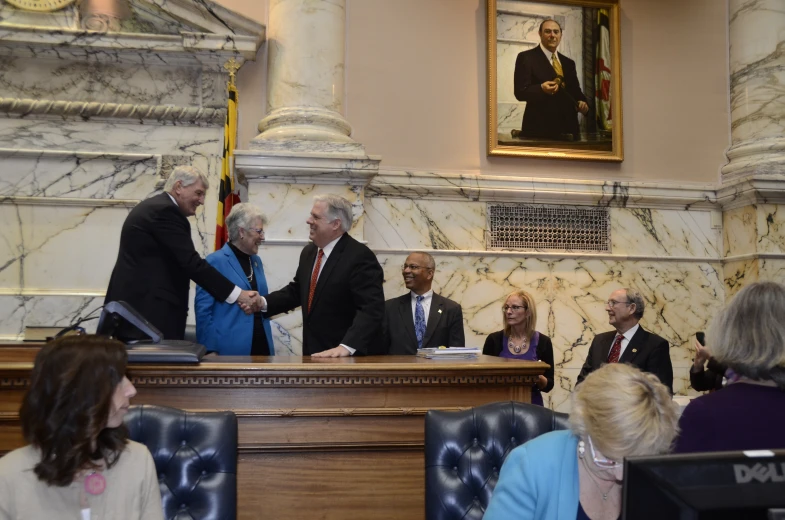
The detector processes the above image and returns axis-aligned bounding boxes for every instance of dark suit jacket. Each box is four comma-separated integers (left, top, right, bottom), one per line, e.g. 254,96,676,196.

482,331,555,393
264,233,385,356
105,193,234,340
576,326,674,393
382,292,465,354
513,46,587,139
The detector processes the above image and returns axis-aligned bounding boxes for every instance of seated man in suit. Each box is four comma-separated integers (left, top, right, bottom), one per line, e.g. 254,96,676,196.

577,288,673,393
259,194,385,357
383,252,465,354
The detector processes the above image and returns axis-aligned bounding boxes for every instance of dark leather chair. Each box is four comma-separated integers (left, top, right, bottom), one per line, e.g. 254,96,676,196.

124,405,238,520
425,401,569,520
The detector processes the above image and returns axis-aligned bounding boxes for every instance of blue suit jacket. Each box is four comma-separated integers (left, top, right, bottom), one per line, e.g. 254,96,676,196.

195,243,274,355
484,430,580,520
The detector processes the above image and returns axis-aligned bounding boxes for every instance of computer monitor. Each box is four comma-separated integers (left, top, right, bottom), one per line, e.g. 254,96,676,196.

96,301,206,363
623,450,785,520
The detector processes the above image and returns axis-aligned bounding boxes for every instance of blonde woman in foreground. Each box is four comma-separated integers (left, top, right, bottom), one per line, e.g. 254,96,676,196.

483,363,678,520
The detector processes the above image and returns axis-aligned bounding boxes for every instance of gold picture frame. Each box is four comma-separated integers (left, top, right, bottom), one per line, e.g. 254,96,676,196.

487,0,623,161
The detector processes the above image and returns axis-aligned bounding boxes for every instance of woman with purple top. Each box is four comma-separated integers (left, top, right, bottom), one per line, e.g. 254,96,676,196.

483,290,554,406
675,281,785,453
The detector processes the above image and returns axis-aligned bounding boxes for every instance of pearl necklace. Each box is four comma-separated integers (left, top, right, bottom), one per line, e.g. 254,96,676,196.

245,258,253,282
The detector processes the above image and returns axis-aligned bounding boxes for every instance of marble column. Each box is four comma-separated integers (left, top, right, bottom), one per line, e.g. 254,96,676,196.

722,0,785,178
719,1,785,293
251,0,365,156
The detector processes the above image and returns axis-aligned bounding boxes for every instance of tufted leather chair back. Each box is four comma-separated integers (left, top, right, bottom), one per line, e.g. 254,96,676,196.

425,401,569,520
124,404,238,520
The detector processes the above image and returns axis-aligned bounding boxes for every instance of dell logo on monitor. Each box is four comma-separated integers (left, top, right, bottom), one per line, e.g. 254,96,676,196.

733,463,785,483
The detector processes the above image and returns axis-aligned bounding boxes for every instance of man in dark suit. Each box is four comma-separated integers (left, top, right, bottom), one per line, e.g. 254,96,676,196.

383,252,465,354
105,166,259,341
513,19,589,140
261,194,385,357
577,288,673,393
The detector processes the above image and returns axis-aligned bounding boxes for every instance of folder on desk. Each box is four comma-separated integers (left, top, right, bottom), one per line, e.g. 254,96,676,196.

416,347,481,359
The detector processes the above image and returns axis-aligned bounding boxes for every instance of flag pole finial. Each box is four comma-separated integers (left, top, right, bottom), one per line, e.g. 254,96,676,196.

223,58,241,87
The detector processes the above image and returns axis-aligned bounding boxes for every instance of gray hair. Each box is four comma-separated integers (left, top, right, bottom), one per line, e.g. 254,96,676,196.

624,288,645,320
164,165,209,193
570,363,679,461
313,194,353,233
226,203,267,243
707,281,785,388
411,251,436,270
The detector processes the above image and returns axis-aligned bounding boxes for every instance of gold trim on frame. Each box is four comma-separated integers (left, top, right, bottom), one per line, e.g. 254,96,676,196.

487,0,623,161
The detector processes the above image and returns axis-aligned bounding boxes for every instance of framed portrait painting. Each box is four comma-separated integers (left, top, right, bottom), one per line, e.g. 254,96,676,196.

487,0,623,161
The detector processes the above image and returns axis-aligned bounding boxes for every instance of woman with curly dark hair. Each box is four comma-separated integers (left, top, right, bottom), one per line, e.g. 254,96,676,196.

0,335,162,519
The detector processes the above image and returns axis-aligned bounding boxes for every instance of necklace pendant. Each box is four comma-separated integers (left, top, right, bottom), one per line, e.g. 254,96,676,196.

602,493,608,500
84,472,106,495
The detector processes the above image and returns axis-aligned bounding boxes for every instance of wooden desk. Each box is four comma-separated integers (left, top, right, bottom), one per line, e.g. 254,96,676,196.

0,350,546,520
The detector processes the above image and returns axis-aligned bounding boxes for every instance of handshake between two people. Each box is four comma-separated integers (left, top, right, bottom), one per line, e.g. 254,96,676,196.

237,290,264,315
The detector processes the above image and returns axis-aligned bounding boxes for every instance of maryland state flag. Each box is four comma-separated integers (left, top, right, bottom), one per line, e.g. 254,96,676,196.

214,80,241,250
595,9,612,132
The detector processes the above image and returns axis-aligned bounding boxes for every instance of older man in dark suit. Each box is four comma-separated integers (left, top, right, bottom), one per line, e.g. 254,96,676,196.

261,194,385,357
513,19,589,140
383,252,465,354
105,165,259,341
577,288,674,393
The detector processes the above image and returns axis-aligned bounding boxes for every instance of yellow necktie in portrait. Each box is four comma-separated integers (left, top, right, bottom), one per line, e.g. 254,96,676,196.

552,54,564,83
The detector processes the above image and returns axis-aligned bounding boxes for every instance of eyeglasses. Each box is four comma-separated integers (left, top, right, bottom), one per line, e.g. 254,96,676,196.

402,264,431,271
503,305,527,312
250,227,265,237
606,299,632,307
588,436,622,469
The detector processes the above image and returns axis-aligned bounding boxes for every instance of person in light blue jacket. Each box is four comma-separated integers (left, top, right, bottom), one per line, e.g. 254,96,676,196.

195,203,274,355
484,364,678,520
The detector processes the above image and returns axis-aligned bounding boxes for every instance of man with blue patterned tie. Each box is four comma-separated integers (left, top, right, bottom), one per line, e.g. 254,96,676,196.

382,252,465,355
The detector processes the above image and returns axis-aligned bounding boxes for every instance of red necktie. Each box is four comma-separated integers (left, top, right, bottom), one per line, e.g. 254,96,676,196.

607,334,623,363
307,249,324,312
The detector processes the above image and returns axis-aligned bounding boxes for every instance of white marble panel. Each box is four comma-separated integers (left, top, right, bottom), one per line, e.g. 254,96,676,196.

365,197,486,250
0,57,218,107
0,294,103,339
754,204,785,254
246,182,364,241
0,152,159,199
611,208,721,257
723,205,757,256
0,204,128,291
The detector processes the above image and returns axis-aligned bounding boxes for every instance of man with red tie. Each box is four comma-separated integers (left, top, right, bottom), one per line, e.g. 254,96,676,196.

576,288,673,393
260,194,385,357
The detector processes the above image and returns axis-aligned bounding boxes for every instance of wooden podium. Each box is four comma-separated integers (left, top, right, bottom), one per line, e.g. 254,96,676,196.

0,349,546,519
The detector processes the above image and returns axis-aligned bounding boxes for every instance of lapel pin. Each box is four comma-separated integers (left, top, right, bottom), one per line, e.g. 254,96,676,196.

438,309,442,314
632,348,638,353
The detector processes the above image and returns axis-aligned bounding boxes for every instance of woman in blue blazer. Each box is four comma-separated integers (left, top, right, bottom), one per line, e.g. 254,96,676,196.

483,364,678,520
195,203,274,355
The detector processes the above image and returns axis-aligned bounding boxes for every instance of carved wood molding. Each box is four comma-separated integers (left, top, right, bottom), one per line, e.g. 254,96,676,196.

126,373,538,387
0,97,225,125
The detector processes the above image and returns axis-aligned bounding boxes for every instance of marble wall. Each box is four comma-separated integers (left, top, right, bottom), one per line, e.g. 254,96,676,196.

0,0,263,338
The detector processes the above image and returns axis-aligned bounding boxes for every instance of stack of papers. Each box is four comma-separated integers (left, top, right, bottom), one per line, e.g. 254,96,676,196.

416,346,481,359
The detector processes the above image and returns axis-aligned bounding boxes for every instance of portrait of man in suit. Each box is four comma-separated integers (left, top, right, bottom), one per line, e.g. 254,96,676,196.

261,194,385,357
382,252,465,354
576,288,674,393
513,19,589,140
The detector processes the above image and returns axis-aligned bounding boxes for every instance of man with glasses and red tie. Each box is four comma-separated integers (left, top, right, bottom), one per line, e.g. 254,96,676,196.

259,194,385,357
382,252,465,354
576,288,673,393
